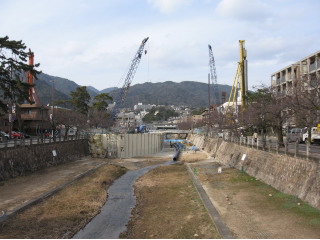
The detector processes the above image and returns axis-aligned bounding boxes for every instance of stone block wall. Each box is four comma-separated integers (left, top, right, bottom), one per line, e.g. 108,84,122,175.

0,139,89,181
187,134,320,209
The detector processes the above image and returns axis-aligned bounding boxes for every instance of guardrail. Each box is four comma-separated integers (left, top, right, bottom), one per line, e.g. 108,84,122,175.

0,135,88,149
223,135,320,161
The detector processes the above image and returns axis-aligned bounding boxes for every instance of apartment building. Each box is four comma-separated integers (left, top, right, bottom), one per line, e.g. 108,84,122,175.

271,50,320,96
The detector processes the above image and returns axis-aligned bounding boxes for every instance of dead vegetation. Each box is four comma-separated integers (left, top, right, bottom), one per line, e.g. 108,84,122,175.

179,151,209,163
120,164,220,239
0,164,127,239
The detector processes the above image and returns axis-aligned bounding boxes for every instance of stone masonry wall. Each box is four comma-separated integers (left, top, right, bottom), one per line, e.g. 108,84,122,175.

188,134,320,209
0,139,89,181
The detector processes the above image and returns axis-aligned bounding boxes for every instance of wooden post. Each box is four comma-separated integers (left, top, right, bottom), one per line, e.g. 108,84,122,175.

284,141,288,155
269,140,271,152
256,138,259,150
306,141,310,160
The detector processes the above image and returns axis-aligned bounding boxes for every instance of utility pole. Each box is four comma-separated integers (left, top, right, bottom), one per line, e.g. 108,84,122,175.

50,80,55,138
207,73,211,127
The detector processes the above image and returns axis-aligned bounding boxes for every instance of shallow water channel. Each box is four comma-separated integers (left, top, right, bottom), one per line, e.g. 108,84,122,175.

74,160,174,239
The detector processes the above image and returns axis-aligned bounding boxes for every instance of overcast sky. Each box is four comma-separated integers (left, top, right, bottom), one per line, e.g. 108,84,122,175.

1,0,319,91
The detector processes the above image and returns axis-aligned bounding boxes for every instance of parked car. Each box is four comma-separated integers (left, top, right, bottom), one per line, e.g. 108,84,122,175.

11,131,24,139
22,132,31,138
0,131,9,139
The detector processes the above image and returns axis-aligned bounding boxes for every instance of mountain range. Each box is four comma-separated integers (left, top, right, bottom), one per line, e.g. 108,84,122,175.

34,73,232,108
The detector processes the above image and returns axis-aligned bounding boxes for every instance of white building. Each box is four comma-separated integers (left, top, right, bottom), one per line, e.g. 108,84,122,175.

134,102,155,111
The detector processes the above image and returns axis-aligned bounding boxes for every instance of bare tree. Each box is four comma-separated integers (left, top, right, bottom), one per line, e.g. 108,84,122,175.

242,86,293,144
291,74,320,142
54,109,88,138
89,109,110,129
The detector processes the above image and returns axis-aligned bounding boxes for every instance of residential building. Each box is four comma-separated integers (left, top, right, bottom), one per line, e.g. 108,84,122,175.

271,50,320,97
133,102,155,111
0,103,50,134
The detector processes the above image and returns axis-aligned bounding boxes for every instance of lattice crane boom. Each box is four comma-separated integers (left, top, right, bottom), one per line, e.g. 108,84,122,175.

118,37,149,104
111,37,149,122
208,44,219,105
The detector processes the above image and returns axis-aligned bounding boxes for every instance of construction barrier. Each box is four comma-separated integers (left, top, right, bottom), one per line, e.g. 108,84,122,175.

88,133,165,158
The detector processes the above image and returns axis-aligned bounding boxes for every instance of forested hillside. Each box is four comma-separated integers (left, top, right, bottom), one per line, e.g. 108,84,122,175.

33,73,231,108
108,81,231,108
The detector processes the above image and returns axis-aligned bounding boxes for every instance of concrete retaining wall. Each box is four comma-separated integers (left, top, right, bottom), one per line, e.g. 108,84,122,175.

187,134,320,209
0,140,89,181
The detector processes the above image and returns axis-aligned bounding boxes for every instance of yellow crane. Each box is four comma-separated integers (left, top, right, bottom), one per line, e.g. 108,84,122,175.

227,40,248,111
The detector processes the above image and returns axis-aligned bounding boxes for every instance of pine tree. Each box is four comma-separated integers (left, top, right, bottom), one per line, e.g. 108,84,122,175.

0,36,41,112
70,86,91,115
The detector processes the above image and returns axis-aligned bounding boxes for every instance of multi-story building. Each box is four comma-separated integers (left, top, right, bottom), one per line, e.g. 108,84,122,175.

271,50,320,96
133,102,155,111
0,103,50,134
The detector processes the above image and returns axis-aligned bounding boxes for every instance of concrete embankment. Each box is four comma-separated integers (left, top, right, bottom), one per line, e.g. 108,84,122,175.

0,139,89,181
187,134,320,209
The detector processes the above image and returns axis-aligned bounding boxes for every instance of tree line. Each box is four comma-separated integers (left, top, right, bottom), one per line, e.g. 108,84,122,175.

188,78,320,144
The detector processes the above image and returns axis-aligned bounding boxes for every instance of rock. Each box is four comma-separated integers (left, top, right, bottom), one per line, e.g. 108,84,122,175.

228,202,232,205
269,194,273,197
194,234,199,237
297,202,301,206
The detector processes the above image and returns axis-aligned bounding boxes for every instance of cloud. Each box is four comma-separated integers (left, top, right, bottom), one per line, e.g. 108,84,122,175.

147,0,193,14
216,0,271,21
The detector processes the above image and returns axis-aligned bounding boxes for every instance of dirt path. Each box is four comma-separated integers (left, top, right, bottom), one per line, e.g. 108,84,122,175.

0,157,107,216
181,151,320,239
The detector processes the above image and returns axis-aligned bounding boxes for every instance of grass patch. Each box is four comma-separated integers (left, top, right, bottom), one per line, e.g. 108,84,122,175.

229,172,265,187
273,192,320,224
229,172,320,227
0,164,127,239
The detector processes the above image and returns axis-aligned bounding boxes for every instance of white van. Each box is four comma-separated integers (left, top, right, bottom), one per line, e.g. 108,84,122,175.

286,128,305,143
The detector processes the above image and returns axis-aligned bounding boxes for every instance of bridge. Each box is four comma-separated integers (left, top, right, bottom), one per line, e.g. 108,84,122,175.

151,129,190,139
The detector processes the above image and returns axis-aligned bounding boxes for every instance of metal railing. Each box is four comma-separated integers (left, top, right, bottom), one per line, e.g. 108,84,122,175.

0,134,88,149
223,135,320,161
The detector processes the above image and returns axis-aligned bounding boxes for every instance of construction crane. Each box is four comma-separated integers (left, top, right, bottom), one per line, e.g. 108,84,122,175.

110,37,149,126
227,40,248,111
208,44,219,105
